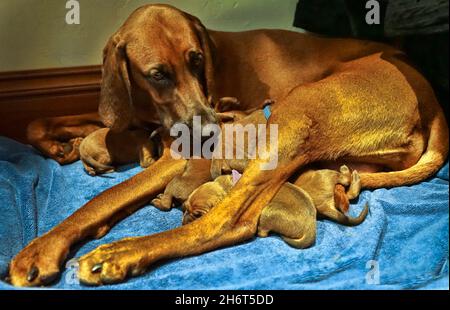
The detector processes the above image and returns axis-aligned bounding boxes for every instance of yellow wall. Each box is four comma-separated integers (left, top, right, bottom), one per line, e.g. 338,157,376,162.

0,0,299,72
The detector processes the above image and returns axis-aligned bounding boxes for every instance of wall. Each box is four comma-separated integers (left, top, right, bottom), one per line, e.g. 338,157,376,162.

0,0,299,72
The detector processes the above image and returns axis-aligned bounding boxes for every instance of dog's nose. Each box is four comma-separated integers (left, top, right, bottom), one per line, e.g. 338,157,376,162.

183,108,218,131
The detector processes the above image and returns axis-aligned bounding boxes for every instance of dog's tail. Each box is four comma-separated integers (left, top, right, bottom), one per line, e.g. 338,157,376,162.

360,110,449,189
81,153,115,176
320,203,369,227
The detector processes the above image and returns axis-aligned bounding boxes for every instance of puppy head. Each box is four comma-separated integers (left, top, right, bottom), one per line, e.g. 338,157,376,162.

183,175,233,224
99,4,218,132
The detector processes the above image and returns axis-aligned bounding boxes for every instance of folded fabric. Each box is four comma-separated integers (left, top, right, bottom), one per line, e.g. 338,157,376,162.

0,137,448,290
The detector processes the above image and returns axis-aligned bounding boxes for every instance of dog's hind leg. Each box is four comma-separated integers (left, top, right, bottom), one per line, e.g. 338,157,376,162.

359,54,449,189
27,113,104,164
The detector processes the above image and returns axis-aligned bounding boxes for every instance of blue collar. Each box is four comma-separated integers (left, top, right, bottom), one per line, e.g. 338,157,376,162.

263,104,272,120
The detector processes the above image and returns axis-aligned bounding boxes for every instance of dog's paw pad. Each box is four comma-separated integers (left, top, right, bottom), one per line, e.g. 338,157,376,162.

351,170,360,183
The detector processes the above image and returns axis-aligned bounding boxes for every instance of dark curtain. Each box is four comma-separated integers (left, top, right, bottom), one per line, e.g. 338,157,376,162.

293,0,449,119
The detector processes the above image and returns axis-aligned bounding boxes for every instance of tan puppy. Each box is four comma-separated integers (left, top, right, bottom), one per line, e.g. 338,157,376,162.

258,183,317,249
151,159,213,211
79,128,156,176
295,165,366,226
183,167,368,249
183,175,316,249
211,107,271,179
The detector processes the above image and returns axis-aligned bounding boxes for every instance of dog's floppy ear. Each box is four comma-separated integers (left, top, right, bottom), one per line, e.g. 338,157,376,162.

185,13,217,105
98,35,133,132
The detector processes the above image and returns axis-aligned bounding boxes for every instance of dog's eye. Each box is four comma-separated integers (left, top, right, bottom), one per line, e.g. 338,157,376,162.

190,51,204,68
149,69,167,82
193,209,205,218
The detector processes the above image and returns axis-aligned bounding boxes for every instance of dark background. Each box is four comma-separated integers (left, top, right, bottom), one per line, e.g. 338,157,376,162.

293,0,449,120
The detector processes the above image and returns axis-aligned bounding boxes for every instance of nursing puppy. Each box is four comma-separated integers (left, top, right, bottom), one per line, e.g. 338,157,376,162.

79,128,156,176
150,97,254,211
183,167,368,249
151,159,213,211
295,165,366,226
151,97,266,211
210,107,269,178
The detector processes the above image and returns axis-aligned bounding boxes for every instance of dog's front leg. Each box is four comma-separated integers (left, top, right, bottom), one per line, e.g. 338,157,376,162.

9,150,187,287
77,164,288,285
77,116,313,286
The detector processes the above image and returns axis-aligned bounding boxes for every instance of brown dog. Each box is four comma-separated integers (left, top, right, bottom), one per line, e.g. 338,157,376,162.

79,128,156,176
183,167,367,249
11,4,448,287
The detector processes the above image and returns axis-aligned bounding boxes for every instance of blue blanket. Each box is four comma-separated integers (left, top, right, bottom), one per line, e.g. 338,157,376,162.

0,136,448,290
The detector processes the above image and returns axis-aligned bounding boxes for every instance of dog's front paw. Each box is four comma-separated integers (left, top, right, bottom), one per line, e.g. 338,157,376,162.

78,238,147,286
9,234,69,287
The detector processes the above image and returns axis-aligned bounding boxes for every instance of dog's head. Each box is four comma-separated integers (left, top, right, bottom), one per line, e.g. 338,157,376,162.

99,4,217,132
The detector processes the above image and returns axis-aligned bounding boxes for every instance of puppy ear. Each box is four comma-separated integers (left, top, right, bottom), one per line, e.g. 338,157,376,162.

98,35,133,132
185,13,217,105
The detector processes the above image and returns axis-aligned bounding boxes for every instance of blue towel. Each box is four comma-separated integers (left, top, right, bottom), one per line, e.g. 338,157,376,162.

0,136,448,290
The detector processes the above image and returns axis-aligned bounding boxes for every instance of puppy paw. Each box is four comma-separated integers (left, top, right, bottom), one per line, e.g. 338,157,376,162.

337,165,352,186
257,227,270,238
346,170,361,200
339,165,350,175
84,165,98,176
51,138,83,165
151,194,173,211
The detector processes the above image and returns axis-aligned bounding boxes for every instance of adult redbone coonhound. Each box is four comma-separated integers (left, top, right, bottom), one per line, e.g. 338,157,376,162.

10,4,448,286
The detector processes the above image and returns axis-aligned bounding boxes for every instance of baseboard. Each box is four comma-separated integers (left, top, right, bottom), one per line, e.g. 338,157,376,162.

0,65,102,143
